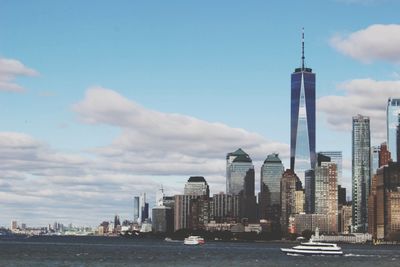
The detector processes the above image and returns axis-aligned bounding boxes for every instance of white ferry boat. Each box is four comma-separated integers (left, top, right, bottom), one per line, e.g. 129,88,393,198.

183,236,205,245
281,240,343,256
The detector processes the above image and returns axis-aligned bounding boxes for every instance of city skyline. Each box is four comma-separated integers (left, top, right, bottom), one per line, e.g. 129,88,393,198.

2,1,400,226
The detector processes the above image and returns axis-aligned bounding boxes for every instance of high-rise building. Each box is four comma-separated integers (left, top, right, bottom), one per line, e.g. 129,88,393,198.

280,169,302,233
211,193,240,223
352,114,371,233
387,98,400,161
184,176,210,197
375,162,400,240
259,153,284,223
226,148,256,222
133,196,140,223
379,142,391,166
315,153,338,233
371,146,380,179
319,151,342,185
290,30,316,184
305,169,315,213
397,116,400,162
140,193,149,223
174,195,198,231
152,206,173,233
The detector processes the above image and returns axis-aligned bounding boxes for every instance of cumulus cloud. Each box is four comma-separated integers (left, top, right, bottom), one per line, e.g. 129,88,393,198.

73,87,289,169
318,78,400,141
331,24,400,63
0,57,38,92
1,87,289,226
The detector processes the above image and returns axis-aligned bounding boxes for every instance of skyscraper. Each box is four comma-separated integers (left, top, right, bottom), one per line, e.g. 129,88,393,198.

290,29,316,184
133,196,140,223
387,98,400,161
184,176,210,197
319,151,342,185
259,153,284,224
280,169,302,233
226,148,256,222
352,114,371,232
315,153,338,233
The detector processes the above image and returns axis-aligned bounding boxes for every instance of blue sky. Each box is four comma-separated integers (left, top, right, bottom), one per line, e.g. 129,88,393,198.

1,0,400,227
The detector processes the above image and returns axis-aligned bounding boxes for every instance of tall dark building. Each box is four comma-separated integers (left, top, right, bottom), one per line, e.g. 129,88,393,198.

305,169,315,213
338,185,346,206
290,29,316,184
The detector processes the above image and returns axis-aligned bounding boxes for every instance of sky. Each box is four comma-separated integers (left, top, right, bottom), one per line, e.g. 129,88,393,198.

1,0,400,227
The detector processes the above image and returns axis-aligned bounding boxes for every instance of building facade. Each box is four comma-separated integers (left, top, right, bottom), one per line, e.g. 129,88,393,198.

226,148,256,222
352,114,371,233
184,176,210,197
387,98,400,161
133,196,140,223
259,153,284,223
290,31,316,184
305,169,315,213
319,151,342,185
281,169,302,233
211,193,240,223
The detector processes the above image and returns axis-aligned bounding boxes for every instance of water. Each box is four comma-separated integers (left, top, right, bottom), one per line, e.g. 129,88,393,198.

1,236,400,267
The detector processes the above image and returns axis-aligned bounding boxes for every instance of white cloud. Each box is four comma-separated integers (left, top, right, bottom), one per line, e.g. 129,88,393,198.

318,78,400,141
1,87,289,226
0,57,38,92
331,24,400,63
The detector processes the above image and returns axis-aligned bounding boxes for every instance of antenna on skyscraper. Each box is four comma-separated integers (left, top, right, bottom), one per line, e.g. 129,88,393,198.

302,27,305,70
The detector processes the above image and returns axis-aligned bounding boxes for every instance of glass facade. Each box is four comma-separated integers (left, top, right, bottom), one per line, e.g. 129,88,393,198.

290,69,316,184
259,153,284,221
226,148,255,196
352,114,371,233
387,98,400,161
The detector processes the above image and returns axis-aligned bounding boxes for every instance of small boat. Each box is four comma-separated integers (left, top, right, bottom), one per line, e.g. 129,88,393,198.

184,235,205,245
281,240,343,256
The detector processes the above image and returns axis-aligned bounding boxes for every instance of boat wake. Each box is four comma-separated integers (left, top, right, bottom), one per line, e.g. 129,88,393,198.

344,253,378,257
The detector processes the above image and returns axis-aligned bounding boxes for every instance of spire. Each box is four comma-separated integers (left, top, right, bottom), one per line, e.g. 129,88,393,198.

302,27,305,70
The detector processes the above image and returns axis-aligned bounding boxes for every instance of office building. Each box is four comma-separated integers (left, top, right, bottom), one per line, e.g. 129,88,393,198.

320,151,342,185
290,30,316,184
314,153,338,233
352,114,371,233
174,195,198,231
133,196,140,223
140,193,149,223
305,169,315,213
211,193,240,223
152,206,173,233
375,162,400,240
184,176,210,197
281,169,302,232
226,148,256,222
259,153,284,223
387,98,400,161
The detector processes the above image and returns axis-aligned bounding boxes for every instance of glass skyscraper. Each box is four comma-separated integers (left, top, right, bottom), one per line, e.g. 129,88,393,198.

226,148,255,196
387,98,400,161
352,114,371,233
259,153,284,221
290,31,316,184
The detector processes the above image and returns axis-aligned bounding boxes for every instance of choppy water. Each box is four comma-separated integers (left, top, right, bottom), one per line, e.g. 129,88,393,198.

1,236,400,267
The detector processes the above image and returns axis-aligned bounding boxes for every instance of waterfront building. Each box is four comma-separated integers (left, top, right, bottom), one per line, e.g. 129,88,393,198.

340,204,352,234
190,197,210,230
259,153,284,224
295,190,305,214
290,30,316,184
226,148,256,222
133,196,140,223
305,169,315,213
140,193,149,223
315,153,338,233
211,193,240,223
184,176,210,197
375,162,400,240
10,220,17,231
387,98,400,161
352,114,371,233
281,169,302,233
152,206,173,233
293,213,332,234
174,195,198,231
320,151,342,185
